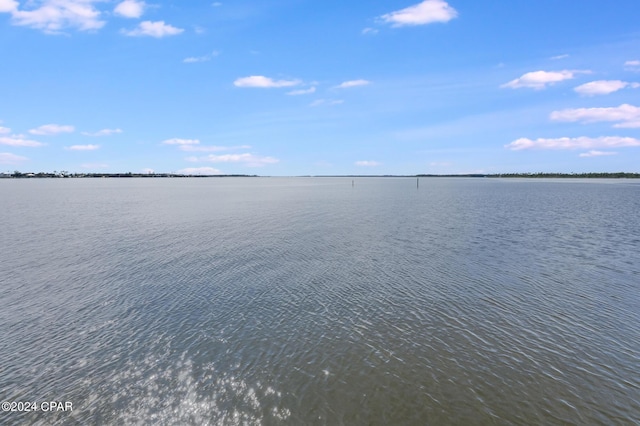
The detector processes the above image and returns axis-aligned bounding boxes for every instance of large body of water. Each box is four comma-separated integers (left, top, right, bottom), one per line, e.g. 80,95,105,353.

1,177,638,425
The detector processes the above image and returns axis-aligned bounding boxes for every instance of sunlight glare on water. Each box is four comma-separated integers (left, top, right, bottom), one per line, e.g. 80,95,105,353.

1,177,639,425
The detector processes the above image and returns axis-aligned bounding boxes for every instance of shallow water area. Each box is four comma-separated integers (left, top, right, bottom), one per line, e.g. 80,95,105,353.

1,177,639,425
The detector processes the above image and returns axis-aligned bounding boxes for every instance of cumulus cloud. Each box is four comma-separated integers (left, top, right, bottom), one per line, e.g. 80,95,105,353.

65,144,100,150
82,128,123,136
114,0,144,18
335,79,370,89
380,0,458,27
0,0,18,13
624,60,640,70
177,167,223,175
164,139,253,153
579,150,617,158
123,20,184,37
183,50,220,63
505,136,640,151
287,87,316,95
162,138,200,145
355,160,381,166
4,0,105,33
0,126,10,134
179,144,251,152
309,99,344,107
550,104,640,128
188,153,279,167
0,152,28,164
29,124,75,135
574,80,639,96
234,76,301,88
501,70,588,90
0,135,44,147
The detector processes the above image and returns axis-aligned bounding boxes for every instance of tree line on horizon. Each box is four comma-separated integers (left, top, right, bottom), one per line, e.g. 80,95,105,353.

486,172,640,178
3,171,639,179
2,171,256,178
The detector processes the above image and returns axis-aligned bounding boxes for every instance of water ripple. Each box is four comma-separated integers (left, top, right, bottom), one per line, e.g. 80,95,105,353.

0,178,638,425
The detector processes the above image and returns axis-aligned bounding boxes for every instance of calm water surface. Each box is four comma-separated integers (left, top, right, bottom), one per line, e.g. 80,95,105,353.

1,177,639,425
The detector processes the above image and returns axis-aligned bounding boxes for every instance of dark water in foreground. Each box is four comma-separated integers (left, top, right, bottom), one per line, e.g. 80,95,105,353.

1,177,639,425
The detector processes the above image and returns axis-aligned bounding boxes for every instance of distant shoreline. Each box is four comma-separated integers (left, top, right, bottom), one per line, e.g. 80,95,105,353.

2,172,639,179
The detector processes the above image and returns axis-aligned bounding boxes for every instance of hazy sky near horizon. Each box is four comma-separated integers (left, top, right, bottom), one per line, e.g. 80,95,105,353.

1,0,639,175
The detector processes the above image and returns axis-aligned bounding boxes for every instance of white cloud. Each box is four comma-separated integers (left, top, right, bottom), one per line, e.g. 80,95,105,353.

66,144,100,150
165,140,252,154
123,21,184,38
625,60,640,72
355,160,381,167
287,87,316,96
183,50,220,63
0,135,44,147
0,126,11,134
177,167,223,175
551,54,569,60
82,128,123,136
380,0,457,27
0,152,28,164
29,124,75,135
162,138,200,145
574,80,639,96
309,99,344,107
141,167,154,173
362,27,378,35
114,0,144,18
501,70,588,90
0,1,18,13
335,79,371,89
550,104,640,128
189,153,279,167
579,150,617,158
179,144,251,152
505,136,640,151
234,76,301,88
6,0,105,34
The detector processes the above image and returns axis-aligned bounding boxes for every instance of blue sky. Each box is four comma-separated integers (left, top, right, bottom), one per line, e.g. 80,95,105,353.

1,0,639,175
